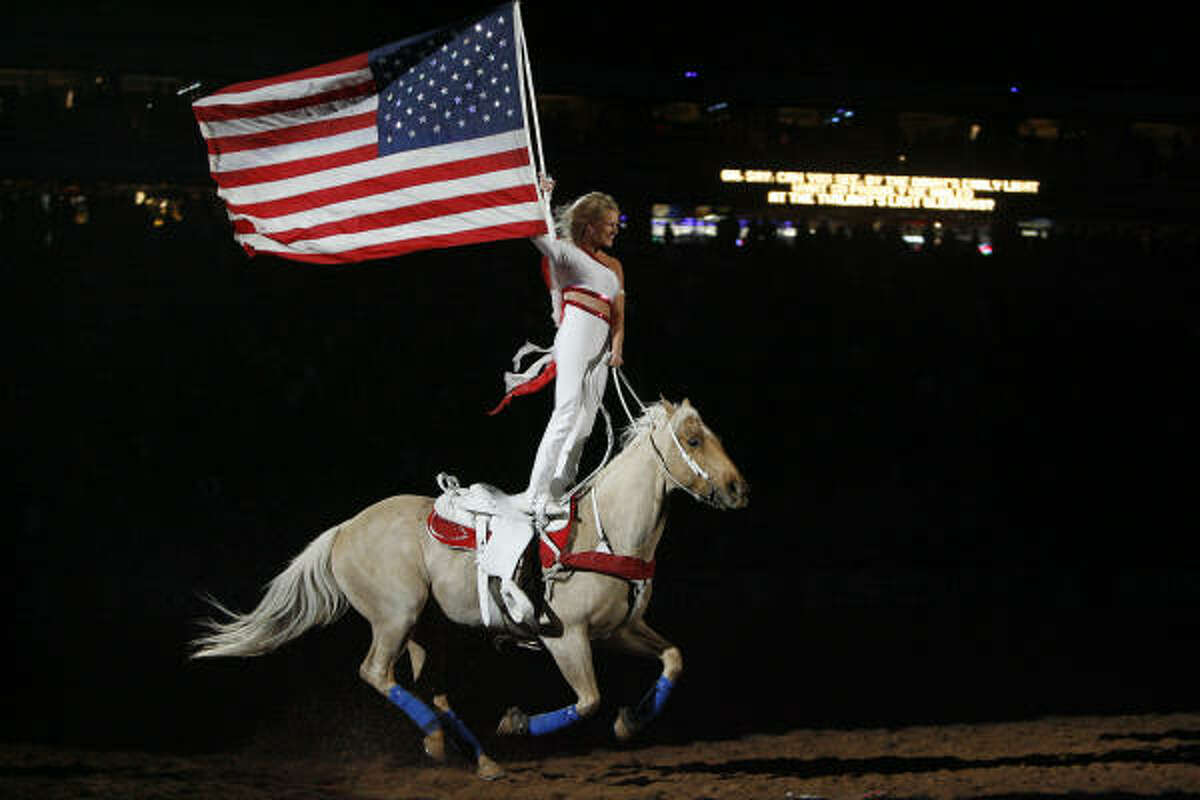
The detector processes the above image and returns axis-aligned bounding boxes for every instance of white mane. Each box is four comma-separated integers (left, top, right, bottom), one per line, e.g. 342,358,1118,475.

619,402,672,450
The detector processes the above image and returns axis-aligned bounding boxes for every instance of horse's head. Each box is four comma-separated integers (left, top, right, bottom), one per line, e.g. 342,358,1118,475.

656,398,750,510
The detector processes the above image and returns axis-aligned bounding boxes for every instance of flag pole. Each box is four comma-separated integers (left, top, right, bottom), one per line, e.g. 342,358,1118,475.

514,1,555,237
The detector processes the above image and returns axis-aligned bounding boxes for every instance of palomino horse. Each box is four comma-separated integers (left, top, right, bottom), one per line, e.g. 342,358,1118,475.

192,399,748,778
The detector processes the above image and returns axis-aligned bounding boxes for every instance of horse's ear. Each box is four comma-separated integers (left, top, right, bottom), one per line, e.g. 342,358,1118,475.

659,395,676,416
682,397,693,409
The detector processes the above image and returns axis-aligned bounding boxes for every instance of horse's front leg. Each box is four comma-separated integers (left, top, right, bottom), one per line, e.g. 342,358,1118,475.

497,625,600,736
606,618,681,741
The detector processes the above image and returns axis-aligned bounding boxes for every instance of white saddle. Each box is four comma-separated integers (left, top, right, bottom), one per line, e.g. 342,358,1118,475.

433,473,530,524
433,473,567,632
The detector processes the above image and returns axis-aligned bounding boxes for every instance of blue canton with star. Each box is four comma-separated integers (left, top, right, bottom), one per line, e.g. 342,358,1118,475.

369,5,523,154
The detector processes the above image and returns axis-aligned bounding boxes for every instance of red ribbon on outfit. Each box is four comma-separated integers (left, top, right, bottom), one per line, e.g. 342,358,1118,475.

487,256,559,416
487,359,556,416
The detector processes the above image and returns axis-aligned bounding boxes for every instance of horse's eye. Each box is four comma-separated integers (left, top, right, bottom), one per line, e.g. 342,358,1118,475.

687,437,700,448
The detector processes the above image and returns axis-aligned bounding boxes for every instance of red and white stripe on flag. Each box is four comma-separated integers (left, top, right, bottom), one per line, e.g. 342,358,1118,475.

193,3,548,263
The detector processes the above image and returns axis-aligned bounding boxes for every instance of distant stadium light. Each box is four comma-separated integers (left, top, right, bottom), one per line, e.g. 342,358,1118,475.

684,70,699,79
826,107,855,125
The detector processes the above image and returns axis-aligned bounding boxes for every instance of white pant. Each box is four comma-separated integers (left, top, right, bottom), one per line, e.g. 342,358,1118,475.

526,305,610,502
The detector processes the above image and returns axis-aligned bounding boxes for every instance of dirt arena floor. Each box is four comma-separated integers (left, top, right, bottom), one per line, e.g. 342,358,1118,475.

4,711,1198,799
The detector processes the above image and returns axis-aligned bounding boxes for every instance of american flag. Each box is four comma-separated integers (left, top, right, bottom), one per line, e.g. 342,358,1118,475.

193,3,548,263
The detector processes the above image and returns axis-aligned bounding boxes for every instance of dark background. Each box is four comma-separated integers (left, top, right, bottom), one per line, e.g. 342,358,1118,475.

4,0,1199,764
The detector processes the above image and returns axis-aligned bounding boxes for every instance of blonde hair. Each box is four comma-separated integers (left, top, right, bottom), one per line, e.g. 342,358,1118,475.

555,191,619,245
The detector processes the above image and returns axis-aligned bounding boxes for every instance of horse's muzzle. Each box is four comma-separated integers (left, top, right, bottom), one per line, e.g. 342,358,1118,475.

720,476,750,510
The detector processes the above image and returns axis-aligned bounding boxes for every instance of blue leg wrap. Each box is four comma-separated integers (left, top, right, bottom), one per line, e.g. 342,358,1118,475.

528,704,581,736
437,710,483,757
635,675,675,722
387,686,441,735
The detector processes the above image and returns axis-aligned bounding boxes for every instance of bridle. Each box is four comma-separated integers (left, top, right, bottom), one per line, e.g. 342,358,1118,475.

647,418,722,507
613,367,722,508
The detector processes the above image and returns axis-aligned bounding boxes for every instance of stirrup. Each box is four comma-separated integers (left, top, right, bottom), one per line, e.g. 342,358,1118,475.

499,577,535,626
486,577,563,640
492,633,545,652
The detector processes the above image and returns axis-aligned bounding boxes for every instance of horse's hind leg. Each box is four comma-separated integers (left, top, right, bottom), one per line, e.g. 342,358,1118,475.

428,693,505,780
362,629,502,777
359,622,448,761
606,618,681,741
405,598,503,778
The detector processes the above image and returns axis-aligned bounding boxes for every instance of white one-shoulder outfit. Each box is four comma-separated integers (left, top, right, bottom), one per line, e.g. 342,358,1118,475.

525,234,621,504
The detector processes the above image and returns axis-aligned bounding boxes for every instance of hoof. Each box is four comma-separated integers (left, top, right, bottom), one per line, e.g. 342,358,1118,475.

423,728,446,762
476,754,505,781
497,706,529,736
614,707,639,742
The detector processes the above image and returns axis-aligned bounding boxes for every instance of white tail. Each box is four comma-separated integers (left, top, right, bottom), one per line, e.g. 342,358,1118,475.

191,526,347,658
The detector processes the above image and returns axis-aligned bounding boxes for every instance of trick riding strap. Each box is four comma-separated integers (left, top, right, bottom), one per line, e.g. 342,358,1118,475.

545,478,655,629
551,480,656,582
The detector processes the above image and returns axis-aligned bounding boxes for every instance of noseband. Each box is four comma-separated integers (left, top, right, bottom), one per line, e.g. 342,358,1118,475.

648,410,722,508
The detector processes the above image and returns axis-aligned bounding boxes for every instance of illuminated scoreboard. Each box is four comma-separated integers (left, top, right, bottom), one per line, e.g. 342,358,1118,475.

720,169,1039,212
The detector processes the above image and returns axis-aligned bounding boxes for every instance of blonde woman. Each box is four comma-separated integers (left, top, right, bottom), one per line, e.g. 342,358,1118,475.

524,181,626,522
